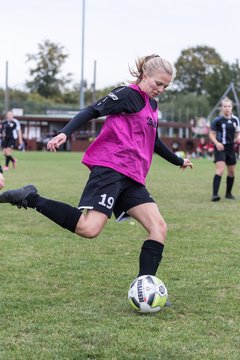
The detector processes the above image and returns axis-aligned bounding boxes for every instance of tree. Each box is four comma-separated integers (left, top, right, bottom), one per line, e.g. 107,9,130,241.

26,39,72,98
200,59,240,106
174,46,225,95
204,62,233,106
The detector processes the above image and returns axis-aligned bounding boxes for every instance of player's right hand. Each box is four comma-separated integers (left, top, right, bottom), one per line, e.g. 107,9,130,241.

216,142,224,151
47,133,67,152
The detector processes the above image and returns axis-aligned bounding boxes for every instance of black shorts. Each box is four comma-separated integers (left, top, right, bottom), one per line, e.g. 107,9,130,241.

1,138,16,149
78,166,155,221
214,145,237,165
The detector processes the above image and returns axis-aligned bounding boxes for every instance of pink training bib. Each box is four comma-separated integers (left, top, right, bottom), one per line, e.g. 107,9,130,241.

82,84,158,185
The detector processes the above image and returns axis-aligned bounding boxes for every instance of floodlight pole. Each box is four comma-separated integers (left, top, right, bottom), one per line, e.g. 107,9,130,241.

80,0,85,109
92,60,97,103
91,60,97,137
4,61,9,113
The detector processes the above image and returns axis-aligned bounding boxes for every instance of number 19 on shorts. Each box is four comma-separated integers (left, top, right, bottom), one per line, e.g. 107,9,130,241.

98,194,114,209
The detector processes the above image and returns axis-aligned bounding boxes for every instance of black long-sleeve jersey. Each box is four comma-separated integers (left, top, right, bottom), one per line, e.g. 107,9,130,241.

211,115,240,145
1,120,18,140
61,86,183,167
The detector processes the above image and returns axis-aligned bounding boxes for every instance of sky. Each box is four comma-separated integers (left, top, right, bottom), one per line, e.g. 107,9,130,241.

0,0,239,91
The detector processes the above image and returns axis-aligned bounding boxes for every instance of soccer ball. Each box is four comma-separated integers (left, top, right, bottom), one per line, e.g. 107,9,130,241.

128,275,168,313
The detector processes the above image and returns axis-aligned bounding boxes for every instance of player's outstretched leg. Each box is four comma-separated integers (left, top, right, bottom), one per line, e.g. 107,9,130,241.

0,184,82,233
0,184,37,209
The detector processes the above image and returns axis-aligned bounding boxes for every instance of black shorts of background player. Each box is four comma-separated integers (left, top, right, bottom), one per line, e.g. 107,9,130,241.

209,97,240,201
0,55,192,282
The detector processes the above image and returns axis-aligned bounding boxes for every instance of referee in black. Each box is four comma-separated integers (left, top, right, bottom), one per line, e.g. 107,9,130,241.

209,97,240,201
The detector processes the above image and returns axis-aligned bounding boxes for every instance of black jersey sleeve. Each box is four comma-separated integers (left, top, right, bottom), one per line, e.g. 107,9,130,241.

60,86,147,138
0,164,3,174
154,135,184,166
60,107,99,138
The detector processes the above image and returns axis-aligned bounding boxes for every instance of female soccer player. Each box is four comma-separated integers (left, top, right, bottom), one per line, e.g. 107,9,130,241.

0,54,192,279
1,110,23,170
209,97,240,201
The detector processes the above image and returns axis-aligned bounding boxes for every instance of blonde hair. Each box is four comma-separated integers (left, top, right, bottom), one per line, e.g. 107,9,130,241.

129,54,177,84
220,97,233,115
221,97,233,106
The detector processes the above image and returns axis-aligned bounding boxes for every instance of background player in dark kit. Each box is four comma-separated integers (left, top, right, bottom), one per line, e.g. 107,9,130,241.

209,97,240,201
1,111,23,170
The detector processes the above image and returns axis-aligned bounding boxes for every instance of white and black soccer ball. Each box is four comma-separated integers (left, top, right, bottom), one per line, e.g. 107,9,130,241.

128,275,168,313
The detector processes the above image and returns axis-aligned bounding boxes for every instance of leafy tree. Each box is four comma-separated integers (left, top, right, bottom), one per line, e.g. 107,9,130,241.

174,46,225,95
204,62,232,106
26,39,72,98
203,60,240,106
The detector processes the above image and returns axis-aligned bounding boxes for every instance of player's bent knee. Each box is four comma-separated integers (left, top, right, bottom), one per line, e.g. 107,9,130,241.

74,211,107,239
75,223,103,239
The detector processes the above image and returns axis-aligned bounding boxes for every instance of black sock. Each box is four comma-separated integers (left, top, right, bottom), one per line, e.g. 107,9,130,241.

138,239,164,277
213,174,221,196
8,155,14,163
226,176,234,195
26,193,82,233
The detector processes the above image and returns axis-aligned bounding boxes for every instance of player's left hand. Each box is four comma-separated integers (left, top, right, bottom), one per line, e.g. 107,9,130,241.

180,158,193,170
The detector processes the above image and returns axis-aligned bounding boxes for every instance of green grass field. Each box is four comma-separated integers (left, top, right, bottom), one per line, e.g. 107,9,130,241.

0,151,239,360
